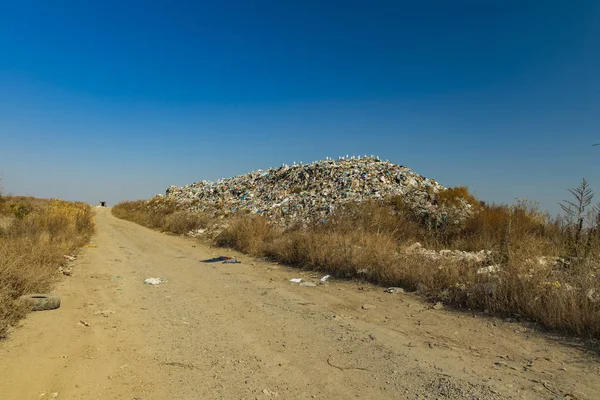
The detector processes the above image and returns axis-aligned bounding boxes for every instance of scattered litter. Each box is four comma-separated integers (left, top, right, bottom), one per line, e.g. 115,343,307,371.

222,259,241,264
320,275,331,282
144,278,167,285
357,268,370,275
202,256,233,263
385,287,405,294
300,282,317,287
79,320,90,327
290,278,302,283
477,265,501,274
409,243,492,263
63,255,76,261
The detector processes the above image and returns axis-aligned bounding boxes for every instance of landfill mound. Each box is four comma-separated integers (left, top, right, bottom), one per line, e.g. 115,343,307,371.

164,156,461,227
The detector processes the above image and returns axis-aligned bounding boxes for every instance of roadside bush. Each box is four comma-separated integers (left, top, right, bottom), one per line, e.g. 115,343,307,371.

0,198,95,338
113,199,211,235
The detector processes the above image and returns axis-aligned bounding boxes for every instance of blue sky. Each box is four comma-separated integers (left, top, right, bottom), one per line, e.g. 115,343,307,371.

0,1,598,214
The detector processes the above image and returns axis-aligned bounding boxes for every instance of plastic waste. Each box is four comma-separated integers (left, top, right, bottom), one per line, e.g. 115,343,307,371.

290,278,302,283
202,256,233,263
384,287,404,294
320,275,331,282
144,278,167,285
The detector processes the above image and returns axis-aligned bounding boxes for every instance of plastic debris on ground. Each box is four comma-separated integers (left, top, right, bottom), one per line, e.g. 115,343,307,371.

202,256,233,263
159,156,472,230
144,277,167,285
222,259,241,264
320,275,331,282
384,287,405,294
290,278,302,283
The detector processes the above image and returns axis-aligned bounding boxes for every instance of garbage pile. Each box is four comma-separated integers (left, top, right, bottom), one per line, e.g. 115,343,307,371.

163,156,470,227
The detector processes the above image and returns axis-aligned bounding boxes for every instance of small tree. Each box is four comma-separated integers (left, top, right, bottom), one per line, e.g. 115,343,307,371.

560,178,594,258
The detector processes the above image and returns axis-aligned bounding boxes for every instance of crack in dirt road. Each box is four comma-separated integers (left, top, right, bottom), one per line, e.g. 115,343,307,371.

1,208,598,399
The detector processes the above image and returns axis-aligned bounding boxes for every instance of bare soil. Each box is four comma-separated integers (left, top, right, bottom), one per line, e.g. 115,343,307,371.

0,208,598,399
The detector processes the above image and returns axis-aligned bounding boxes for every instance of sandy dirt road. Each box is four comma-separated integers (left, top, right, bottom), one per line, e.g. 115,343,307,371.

0,207,599,399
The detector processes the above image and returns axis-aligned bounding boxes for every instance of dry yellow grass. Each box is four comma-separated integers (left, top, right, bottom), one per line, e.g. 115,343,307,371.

112,199,211,235
0,197,95,338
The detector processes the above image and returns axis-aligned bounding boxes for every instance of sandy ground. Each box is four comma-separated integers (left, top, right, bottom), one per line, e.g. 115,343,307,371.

0,207,599,399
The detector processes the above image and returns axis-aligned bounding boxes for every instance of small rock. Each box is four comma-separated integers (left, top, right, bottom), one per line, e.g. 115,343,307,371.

50,393,59,399
362,304,376,310
369,334,376,340
432,302,443,310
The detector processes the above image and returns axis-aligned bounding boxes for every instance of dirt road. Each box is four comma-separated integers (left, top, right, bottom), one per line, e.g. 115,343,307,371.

1,208,598,399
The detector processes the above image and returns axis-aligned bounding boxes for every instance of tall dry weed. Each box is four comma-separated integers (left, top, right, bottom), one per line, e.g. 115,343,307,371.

0,198,95,338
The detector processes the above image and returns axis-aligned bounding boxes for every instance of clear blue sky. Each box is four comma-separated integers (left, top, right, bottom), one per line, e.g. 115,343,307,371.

0,1,598,214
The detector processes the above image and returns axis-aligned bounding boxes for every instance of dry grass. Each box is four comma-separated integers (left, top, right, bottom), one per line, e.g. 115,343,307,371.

113,187,600,338
0,197,95,338
112,199,211,235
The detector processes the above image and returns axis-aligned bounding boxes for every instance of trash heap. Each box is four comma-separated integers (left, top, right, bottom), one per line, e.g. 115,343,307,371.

163,156,469,227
